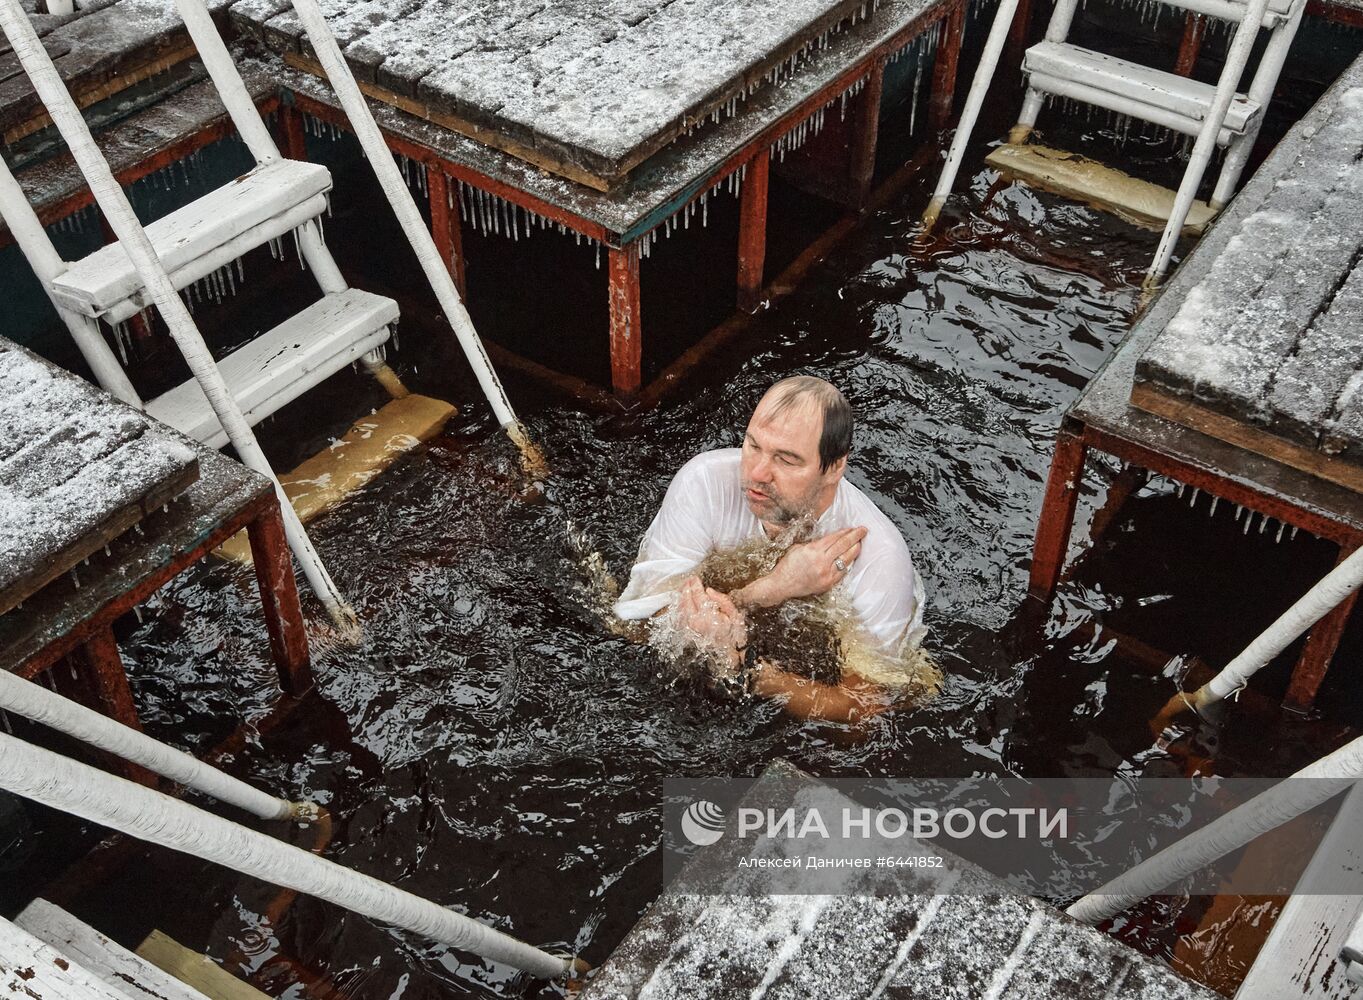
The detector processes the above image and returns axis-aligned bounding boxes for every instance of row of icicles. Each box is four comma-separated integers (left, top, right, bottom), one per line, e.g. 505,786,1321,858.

1040,94,1221,158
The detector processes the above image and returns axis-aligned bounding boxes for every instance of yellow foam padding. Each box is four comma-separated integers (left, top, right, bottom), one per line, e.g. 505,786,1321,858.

216,393,456,563
985,144,1218,235
137,930,271,1000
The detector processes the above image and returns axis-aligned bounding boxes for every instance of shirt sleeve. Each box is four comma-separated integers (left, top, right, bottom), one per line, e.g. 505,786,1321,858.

844,548,927,655
613,457,718,620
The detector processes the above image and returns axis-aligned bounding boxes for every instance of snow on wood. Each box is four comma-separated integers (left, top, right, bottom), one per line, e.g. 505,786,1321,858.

0,339,198,614
1135,71,1363,462
0,914,135,1000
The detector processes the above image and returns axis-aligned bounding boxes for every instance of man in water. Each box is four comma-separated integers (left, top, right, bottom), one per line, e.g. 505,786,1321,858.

614,376,927,721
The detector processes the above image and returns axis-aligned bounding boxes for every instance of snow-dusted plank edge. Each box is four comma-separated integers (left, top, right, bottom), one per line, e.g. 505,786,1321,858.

0,914,136,1000
266,0,947,240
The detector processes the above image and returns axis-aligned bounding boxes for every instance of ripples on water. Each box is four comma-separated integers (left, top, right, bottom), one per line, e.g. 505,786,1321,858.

97,167,1347,997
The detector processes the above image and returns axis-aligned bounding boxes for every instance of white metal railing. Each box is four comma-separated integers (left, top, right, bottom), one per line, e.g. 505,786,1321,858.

0,671,311,822
0,731,575,979
1066,733,1363,924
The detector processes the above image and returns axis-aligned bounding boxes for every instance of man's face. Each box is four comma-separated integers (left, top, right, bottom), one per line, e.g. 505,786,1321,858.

740,398,843,525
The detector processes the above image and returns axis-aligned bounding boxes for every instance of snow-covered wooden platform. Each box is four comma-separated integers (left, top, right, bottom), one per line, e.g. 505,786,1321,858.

230,0,893,191
0,338,198,616
1133,52,1363,495
581,762,1219,1000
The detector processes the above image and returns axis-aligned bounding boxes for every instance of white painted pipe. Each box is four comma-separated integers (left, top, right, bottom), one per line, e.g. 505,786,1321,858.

1022,72,1242,145
1210,0,1306,209
0,671,306,822
1148,0,1272,281
0,154,141,405
1067,733,1363,924
286,0,522,434
0,731,572,979
0,0,356,633
1008,0,1083,144
1184,544,1363,709
922,0,1021,230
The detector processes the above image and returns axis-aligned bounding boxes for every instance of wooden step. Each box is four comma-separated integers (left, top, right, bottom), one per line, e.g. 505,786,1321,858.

2,914,131,1000
215,393,457,563
146,288,398,449
1024,41,1261,145
50,159,332,320
985,143,1218,233
15,900,210,1000
137,930,270,1000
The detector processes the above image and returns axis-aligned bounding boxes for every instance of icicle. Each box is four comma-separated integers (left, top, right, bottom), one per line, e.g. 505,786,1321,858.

1243,512,1254,535
1189,487,1200,507
134,605,144,624
70,568,80,589
1209,496,1219,517
1291,525,1299,541
1176,483,1186,498
1260,515,1269,534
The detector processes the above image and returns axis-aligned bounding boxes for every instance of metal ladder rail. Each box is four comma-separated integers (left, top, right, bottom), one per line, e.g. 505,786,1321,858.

283,0,540,466
1066,731,1363,925
0,669,313,824
1148,0,1276,279
0,0,356,631
168,0,408,402
0,730,575,980
0,155,140,406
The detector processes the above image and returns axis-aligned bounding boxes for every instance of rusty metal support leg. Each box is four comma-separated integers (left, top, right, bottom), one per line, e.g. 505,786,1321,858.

607,243,643,398
73,628,156,786
848,60,886,211
247,502,313,697
1029,421,1088,600
1007,0,1035,60
1174,13,1206,77
930,1,967,130
1284,543,1361,713
278,102,308,162
427,169,467,301
736,153,770,314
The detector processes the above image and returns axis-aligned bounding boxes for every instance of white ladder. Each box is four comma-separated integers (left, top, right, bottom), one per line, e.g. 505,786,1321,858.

926,0,1307,281
0,1,415,628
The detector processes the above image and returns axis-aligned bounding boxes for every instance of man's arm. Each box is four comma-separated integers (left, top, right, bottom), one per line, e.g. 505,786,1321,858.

750,663,891,724
729,526,868,609
614,458,718,620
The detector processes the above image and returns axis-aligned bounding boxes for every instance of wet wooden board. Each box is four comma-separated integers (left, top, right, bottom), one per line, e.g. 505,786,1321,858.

0,339,199,616
581,762,1220,1000
0,0,235,144
1134,53,1363,487
228,0,888,189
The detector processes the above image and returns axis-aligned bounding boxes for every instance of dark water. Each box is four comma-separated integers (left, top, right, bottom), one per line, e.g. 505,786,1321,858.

12,47,1363,997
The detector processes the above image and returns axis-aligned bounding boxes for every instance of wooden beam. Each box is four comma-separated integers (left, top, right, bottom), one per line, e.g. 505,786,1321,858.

848,60,886,210
277,102,308,161
1029,421,1088,599
607,243,643,398
930,0,967,130
736,153,770,314
1174,13,1206,77
72,628,156,787
427,169,467,300
1284,543,1360,713
246,503,312,698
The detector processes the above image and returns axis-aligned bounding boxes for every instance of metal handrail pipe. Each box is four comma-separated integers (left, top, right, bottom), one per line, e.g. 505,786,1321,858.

1066,733,1363,925
0,671,308,822
0,731,572,979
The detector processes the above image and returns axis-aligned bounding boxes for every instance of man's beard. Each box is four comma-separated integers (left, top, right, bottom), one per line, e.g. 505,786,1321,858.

742,479,816,525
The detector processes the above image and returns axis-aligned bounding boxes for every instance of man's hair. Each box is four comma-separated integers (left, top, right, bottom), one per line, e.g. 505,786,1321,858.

759,376,853,472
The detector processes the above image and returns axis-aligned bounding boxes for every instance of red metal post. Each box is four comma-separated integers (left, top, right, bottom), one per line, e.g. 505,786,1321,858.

930,0,967,130
246,503,313,697
1284,543,1361,713
607,243,643,398
74,628,156,787
278,103,309,162
848,60,886,210
1174,14,1206,77
427,169,467,301
1029,421,1088,599
736,153,771,314
1007,0,1035,59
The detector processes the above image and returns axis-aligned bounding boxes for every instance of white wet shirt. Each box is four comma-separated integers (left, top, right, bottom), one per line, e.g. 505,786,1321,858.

614,448,927,654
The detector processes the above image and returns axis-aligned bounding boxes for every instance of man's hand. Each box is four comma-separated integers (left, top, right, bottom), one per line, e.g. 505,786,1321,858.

675,577,748,660
735,526,867,607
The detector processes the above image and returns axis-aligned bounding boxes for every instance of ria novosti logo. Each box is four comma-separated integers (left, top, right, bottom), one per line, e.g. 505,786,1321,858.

680,800,726,846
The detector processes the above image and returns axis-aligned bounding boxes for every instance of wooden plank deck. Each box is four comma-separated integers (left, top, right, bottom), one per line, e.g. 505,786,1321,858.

228,0,890,190
0,339,198,616
1133,53,1363,493
581,762,1221,1000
